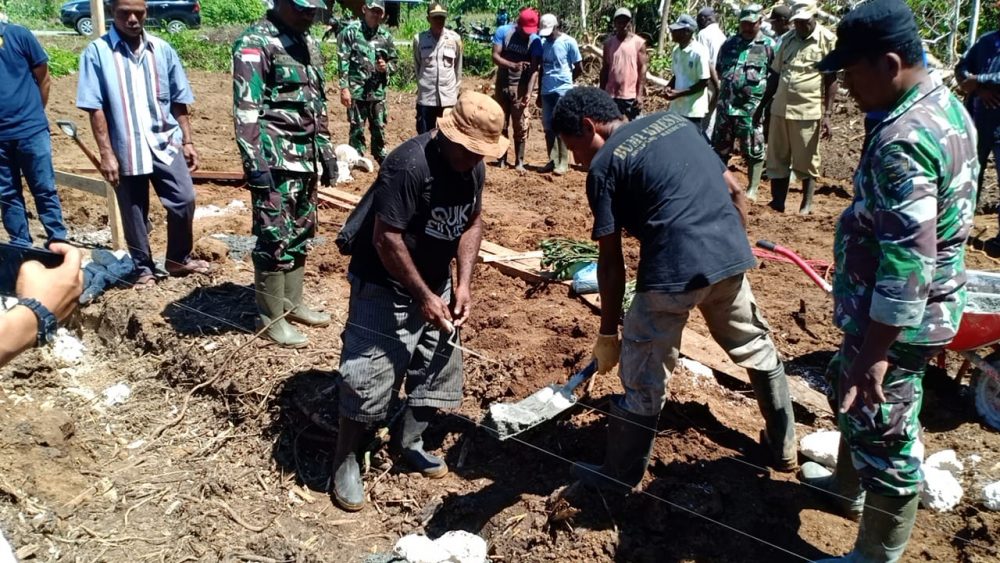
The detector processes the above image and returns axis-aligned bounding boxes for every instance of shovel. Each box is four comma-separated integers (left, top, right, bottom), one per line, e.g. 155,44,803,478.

55,119,127,251
57,120,103,169
483,360,597,441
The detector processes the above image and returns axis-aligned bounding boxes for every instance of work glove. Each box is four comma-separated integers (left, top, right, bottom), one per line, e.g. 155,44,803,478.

320,155,338,186
592,333,621,375
247,170,273,192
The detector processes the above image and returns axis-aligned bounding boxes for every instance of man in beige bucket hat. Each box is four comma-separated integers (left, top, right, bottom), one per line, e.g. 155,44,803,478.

330,91,506,512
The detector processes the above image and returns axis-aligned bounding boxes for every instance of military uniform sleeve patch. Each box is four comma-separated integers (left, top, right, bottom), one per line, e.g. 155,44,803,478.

240,48,262,63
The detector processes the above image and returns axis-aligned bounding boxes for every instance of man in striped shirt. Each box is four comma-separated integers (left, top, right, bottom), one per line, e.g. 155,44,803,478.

76,0,208,287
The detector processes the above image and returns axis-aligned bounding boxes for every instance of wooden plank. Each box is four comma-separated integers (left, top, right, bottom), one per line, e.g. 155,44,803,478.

318,187,362,204
70,168,247,183
480,250,544,263
54,170,106,196
54,170,126,251
679,329,831,416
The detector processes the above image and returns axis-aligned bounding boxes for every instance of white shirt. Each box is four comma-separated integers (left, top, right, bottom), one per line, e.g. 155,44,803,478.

670,40,711,118
697,22,727,66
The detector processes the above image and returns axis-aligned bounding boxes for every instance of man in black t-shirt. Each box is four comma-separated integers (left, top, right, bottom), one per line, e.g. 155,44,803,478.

552,87,796,492
331,92,509,513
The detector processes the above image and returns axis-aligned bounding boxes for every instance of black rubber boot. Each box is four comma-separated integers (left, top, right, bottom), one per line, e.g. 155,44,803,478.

254,269,307,348
514,139,526,171
748,363,797,471
331,417,366,512
284,261,332,327
570,400,657,493
815,493,919,563
769,177,790,212
395,406,448,478
800,436,865,520
799,177,816,215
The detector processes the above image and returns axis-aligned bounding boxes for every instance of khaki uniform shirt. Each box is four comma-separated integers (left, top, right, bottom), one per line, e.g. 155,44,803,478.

770,24,835,120
414,28,463,108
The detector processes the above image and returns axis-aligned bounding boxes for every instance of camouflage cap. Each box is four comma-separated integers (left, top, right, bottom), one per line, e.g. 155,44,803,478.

290,0,326,8
366,0,386,11
740,4,763,22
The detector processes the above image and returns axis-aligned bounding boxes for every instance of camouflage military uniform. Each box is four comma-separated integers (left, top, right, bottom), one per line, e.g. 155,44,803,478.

712,32,774,163
232,12,336,271
338,19,397,162
831,78,978,497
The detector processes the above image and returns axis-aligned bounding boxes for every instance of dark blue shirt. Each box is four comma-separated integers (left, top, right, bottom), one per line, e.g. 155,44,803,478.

0,23,49,141
587,111,756,293
957,31,1000,120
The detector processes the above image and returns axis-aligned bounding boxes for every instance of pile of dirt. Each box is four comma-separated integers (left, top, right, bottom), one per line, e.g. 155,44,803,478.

1,72,999,562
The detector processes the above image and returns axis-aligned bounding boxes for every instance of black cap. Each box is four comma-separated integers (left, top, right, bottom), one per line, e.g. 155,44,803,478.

818,0,921,72
769,5,791,20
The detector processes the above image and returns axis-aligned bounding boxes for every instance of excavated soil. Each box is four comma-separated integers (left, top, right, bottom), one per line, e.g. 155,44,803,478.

1,72,999,562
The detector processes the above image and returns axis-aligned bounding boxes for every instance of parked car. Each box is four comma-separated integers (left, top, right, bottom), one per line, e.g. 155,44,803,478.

60,0,202,36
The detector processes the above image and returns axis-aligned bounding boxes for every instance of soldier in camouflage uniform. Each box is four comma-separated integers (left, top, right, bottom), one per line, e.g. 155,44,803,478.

232,0,336,347
803,2,977,561
337,0,397,163
713,5,775,200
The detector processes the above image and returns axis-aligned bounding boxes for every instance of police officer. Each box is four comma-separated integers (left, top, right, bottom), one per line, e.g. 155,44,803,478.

713,5,775,200
232,0,336,347
803,2,977,561
338,0,397,164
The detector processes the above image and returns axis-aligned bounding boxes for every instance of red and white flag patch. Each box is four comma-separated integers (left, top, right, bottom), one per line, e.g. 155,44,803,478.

239,48,261,63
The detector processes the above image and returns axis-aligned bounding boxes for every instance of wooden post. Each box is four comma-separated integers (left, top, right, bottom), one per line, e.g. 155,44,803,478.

90,0,106,37
657,0,672,55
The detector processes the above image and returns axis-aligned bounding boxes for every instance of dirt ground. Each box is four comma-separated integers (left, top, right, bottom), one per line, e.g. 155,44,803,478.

2,71,1000,562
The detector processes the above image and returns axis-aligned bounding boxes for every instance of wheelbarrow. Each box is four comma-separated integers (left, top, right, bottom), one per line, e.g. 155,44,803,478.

757,240,1000,430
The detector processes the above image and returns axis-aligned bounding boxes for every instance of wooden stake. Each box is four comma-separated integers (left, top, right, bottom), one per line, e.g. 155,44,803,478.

657,0,672,55
90,0,106,37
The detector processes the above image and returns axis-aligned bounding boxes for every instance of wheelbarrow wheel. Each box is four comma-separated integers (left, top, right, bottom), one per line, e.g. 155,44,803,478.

971,353,1000,431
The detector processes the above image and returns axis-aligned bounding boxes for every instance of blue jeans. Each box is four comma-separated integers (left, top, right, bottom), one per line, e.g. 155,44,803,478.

0,132,67,246
541,92,562,133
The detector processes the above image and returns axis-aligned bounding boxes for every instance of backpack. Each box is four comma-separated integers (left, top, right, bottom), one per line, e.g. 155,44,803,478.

334,178,435,256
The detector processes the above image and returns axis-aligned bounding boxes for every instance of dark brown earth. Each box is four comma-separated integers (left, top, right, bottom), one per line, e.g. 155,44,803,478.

0,70,998,562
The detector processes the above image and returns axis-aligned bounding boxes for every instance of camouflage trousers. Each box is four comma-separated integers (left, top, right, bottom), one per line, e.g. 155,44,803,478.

826,333,943,497
250,171,318,271
348,99,388,163
712,113,766,163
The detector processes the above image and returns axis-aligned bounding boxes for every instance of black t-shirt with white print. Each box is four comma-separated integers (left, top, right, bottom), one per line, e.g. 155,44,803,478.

348,132,485,296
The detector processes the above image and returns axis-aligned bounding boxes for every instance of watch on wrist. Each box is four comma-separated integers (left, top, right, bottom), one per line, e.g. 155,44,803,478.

17,298,58,347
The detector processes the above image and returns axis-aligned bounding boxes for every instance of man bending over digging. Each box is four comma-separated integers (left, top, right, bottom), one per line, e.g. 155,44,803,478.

551,87,797,490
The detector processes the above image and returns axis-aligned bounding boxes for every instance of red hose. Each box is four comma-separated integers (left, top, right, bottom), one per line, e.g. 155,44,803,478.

755,240,833,293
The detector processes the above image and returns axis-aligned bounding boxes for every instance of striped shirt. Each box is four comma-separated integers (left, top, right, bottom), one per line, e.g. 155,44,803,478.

76,26,194,177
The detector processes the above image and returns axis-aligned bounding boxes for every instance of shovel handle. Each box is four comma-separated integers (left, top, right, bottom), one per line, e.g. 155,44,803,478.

562,360,598,395
756,240,832,294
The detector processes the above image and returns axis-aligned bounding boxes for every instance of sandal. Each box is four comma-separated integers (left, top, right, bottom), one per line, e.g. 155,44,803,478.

166,259,211,277
133,274,157,289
